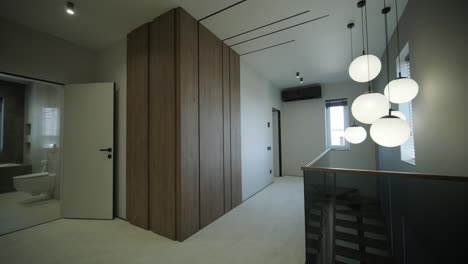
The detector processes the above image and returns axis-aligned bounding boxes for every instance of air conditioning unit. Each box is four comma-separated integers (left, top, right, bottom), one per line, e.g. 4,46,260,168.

281,85,322,102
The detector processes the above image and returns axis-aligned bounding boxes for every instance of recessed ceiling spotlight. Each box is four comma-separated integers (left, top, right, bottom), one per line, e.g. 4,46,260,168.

300,77,304,84
296,72,300,79
66,1,75,15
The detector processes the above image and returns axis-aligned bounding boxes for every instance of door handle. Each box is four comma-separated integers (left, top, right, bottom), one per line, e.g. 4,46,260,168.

99,148,112,152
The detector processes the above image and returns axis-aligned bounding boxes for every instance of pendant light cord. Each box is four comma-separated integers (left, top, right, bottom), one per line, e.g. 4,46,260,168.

360,7,366,55
365,3,372,91
395,0,402,77
383,0,392,111
364,3,370,59
359,1,372,92
350,27,354,63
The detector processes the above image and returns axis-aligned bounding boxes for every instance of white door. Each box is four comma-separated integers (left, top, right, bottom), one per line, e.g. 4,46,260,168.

62,83,114,219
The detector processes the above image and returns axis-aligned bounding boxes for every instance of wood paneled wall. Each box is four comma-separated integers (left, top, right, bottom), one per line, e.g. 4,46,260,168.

175,8,200,241
126,23,149,229
127,7,241,241
199,25,224,228
149,10,177,240
222,44,232,213
230,50,242,207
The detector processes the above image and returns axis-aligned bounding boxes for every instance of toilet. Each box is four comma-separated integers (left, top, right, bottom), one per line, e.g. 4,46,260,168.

13,173,56,197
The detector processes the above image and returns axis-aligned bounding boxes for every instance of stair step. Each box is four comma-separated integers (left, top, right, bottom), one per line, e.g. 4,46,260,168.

335,219,386,235
335,245,393,264
309,208,323,216
336,209,384,220
336,231,389,250
307,226,322,235
307,238,320,249
335,261,347,264
306,247,319,255
309,214,322,223
336,199,379,207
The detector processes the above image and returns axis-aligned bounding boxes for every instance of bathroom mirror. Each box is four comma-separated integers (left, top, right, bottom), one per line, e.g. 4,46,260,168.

0,73,63,235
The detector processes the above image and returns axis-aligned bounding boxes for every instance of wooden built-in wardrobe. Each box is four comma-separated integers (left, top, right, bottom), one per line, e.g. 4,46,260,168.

127,7,241,241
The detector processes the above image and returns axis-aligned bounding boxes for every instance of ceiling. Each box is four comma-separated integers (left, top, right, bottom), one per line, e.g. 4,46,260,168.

0,0,408,88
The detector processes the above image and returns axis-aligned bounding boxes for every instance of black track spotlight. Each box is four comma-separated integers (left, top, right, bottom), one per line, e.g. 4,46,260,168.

296,72,300,79
300,77,304,84
66,1,75,15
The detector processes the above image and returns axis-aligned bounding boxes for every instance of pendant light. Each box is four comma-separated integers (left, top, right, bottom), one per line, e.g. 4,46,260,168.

344,23,367,144
351,92,389,124
391,110,406,120
370,2,410,147
350,1,388,124
345,125,367,144
370,112,410,147
383,0,419,103
349,0,382,83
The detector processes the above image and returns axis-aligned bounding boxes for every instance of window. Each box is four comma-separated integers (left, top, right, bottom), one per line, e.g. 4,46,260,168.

42,107,59,136
0,97,3,151
398,43,416,165
325,98,349,150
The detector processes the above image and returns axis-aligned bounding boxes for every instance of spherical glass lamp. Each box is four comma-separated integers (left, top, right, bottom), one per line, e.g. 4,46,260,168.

351,92,389,124
370,116,410,147
390,110,406,120
384,77,419,103
344,125,367,144
349,54,382,83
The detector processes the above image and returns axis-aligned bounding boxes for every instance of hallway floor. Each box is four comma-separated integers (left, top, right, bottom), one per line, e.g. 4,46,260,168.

0,176,305,264
0,191,61,235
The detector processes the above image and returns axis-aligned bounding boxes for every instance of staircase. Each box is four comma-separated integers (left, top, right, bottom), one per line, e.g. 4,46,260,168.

334,194,393,264
306,203,323,262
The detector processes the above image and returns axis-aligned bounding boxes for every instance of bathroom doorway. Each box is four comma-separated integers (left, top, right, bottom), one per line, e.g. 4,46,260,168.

0,72,63,235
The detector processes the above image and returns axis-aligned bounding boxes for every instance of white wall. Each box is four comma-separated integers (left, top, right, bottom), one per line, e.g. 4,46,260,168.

282,81,377,177
240,61,281,201
373,0,467,176
95,39,127,219
0,19,96,84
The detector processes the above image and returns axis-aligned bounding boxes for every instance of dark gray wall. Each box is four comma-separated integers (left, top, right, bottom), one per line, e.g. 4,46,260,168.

373,0,467,176
0,80,25,163
373,0,468,262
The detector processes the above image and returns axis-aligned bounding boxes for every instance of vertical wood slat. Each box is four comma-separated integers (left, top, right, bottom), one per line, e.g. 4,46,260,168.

126,23,149,229
199,24,225,228
149,10,176,240
222,43,232,213
175,7,200,241
230,49,242,207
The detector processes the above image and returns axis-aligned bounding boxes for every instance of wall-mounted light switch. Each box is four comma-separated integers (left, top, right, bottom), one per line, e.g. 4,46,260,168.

267,146,271,150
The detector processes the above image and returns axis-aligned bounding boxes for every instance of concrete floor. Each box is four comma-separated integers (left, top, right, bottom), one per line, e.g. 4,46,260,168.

0,176,305,264
0,191,61,235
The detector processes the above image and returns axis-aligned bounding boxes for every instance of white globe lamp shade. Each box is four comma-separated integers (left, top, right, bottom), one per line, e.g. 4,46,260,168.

384,77,419,103
349,54,382,83
345,126,367,144
351,92,389,124
391,110,406,120
370,116,410,147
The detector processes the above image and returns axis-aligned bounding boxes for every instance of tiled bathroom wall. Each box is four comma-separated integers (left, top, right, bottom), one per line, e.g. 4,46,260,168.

0,80,25,164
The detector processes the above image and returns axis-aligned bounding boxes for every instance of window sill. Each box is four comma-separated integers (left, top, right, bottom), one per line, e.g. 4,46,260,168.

401,159,416,166
330,147,350,151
